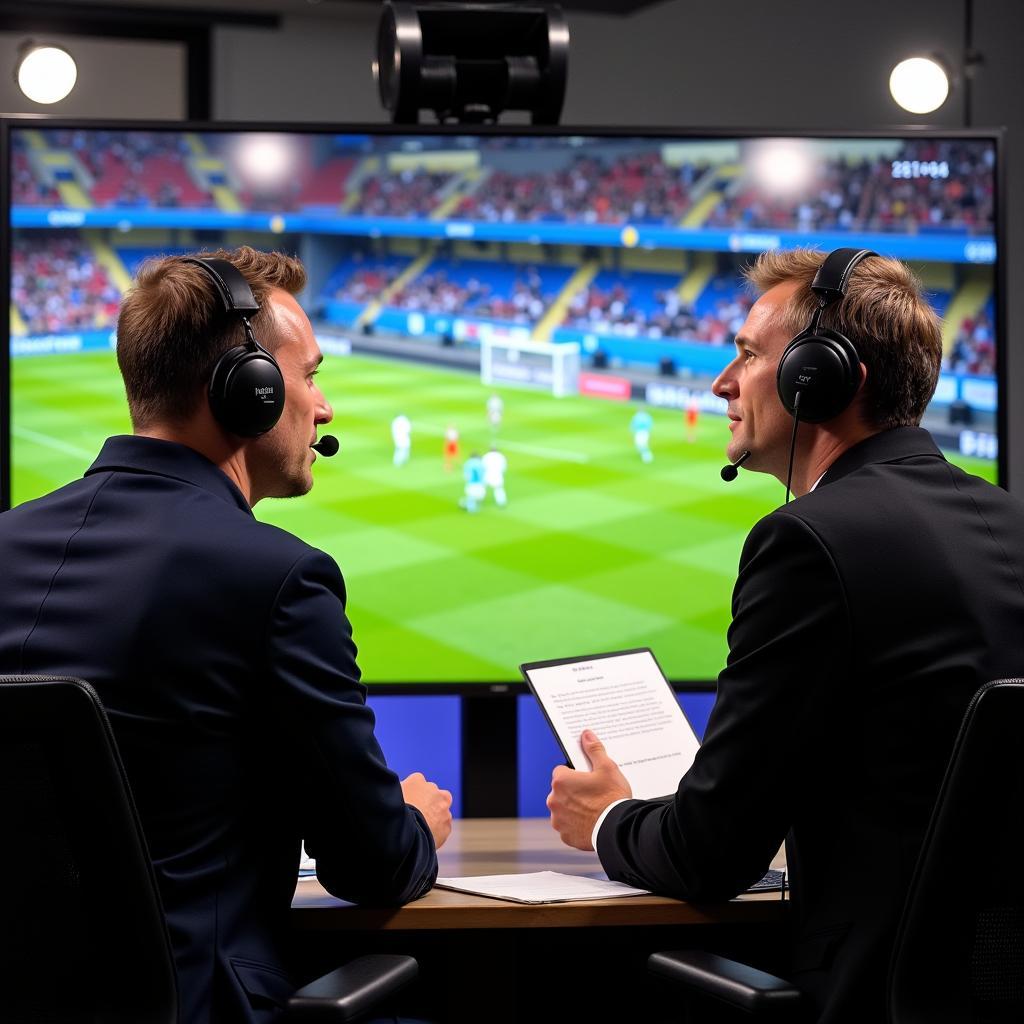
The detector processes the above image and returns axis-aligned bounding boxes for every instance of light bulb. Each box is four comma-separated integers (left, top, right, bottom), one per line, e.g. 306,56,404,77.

17,45,78,105
889,57,949,115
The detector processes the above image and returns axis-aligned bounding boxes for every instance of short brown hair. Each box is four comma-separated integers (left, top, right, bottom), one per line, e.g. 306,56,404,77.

116,246,306,429
744,249,942,430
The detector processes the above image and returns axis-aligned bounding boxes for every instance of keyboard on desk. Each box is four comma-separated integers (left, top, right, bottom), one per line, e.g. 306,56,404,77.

747,868,786,893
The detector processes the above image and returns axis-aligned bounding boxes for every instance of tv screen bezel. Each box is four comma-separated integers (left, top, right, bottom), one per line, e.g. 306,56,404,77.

1,115,1007,695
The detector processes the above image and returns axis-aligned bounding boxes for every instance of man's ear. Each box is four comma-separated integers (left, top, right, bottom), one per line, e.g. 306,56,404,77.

847,362,871,427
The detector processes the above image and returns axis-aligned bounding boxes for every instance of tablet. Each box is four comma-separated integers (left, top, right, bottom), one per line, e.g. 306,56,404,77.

521,648,701,800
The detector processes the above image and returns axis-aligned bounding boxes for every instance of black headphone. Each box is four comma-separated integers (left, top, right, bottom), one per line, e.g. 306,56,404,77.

775,247,877,423
184,257,286,437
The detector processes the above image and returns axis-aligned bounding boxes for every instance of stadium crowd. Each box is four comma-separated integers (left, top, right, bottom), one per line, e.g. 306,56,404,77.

468,267,550,323
705,141,994,234
563,280,751,344
47,130,194,178
334,263,405,304
11,153,59,206
945,310,996,377
12,233,121,336
455,151,696,225
11,133,994,235
384,265,552,325
347,169,456,218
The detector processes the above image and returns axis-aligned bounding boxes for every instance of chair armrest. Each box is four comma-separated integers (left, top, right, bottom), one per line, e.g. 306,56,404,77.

648,950,802,1016
284,954,418,1022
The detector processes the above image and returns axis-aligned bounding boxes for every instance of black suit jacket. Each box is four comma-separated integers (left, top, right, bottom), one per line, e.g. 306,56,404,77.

0,436,437,1024
597,427,1024,1023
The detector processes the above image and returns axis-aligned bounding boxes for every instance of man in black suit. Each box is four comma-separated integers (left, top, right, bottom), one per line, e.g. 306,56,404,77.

0,247,452,1024
547,248,1024,1023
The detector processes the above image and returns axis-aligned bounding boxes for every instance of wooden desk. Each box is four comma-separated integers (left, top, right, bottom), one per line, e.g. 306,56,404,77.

290,819,789,1022
292,817,787,930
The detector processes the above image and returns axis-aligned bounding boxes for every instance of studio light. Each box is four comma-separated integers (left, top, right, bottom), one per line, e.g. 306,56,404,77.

889,56,950,115
16,43,78,105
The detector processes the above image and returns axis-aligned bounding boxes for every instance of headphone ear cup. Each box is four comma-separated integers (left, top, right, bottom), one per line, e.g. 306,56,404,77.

776,329,860,423
209,345,286,437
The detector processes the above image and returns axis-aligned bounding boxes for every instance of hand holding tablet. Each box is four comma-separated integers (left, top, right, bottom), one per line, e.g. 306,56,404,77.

521,648,701,801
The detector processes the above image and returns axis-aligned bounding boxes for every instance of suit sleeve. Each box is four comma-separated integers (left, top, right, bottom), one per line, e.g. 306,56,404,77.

264,549,437,905
597,510,851,900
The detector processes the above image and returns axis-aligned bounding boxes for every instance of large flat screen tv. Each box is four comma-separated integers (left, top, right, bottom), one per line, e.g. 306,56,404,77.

1,121,1003,689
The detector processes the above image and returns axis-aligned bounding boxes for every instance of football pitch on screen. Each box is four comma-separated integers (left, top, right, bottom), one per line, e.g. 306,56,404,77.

10,349,998,683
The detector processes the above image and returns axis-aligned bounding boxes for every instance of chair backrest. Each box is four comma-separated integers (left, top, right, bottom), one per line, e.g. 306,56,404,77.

889,678,1024,1024
0,675,178,1024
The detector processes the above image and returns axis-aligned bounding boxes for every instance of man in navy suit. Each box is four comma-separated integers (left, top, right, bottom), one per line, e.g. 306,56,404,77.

547,249,1024,1023
0,247,452,1023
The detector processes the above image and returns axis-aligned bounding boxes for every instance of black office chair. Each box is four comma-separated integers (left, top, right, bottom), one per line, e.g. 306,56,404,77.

647,678,1024,1023
0,675,418,1024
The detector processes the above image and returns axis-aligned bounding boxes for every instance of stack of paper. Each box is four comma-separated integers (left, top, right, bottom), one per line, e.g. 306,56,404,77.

435,871,650,904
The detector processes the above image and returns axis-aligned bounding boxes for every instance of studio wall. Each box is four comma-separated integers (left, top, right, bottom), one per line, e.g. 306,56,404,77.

0,32,184,119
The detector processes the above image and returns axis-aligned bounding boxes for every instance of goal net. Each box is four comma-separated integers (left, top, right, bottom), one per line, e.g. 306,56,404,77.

478,329,580,398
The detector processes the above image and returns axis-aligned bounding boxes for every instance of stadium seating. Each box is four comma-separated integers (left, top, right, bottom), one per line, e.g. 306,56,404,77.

329,255,410,304
298,157,357,208
704,141,994,234
12,233,121,335
384,258,573,325
946,299,996,375
9,132,995,234
347,169,457,218
455,151,695,225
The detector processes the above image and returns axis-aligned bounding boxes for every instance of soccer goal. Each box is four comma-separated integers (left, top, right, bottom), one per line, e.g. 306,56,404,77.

479,330,580,398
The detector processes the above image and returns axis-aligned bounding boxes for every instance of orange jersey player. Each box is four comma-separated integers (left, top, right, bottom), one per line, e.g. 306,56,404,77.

443,424,460,471
686,399,699,443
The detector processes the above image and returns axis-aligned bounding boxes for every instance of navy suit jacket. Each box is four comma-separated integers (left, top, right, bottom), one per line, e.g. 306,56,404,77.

598,427,1024,1023
0,436,437,1024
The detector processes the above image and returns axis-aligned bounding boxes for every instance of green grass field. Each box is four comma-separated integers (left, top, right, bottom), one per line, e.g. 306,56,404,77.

10,350,998,682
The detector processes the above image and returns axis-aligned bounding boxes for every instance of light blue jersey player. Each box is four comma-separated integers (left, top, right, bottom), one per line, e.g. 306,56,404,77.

460,453,487,513
630,408,654,463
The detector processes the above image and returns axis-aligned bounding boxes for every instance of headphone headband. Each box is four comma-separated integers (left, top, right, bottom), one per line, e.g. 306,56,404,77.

810,247,877,307
183,257,260,317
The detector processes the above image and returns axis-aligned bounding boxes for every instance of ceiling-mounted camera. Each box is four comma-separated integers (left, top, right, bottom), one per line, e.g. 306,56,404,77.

374,2,569,125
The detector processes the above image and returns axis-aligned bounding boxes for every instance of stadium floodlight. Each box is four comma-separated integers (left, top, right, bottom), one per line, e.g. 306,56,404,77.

15,42,78,105
889,56,950,115
373,1,569,125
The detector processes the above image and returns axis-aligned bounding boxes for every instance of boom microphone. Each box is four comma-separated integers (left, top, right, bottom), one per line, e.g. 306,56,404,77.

720,450,751,482
311,435,340,457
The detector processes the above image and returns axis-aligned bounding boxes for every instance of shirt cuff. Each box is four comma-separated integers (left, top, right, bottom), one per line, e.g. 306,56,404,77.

591,798,630,852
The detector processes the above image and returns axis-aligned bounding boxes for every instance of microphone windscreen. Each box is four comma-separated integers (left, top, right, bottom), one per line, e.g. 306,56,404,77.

312,435,340,457
720,449,751,482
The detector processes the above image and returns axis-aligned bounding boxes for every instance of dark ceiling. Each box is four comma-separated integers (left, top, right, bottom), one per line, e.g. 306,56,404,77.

330,0,662,11
0,0,661,21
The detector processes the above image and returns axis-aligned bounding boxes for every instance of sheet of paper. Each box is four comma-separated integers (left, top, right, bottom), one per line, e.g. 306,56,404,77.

524,649,700,799
435,871,650,904
298,842,317,879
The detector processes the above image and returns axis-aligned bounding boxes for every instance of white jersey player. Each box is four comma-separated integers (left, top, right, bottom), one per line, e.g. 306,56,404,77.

391,413,411,466
487,393,504,434
482,447,508,507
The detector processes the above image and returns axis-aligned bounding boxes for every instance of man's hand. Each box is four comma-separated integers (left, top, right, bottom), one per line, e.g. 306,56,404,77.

547,730,632,851
401,772,454,850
